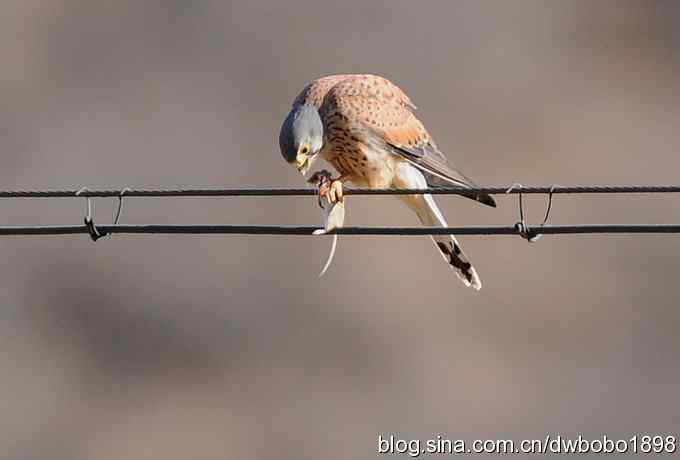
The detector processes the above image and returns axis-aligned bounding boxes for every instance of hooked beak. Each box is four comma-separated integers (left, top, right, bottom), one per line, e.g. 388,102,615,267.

295,147,317,176
295,156,310,175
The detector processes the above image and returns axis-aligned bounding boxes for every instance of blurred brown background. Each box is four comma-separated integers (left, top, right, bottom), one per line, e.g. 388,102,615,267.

1,1,679,459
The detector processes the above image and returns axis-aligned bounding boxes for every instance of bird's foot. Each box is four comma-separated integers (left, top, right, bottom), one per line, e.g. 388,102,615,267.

327,178,344,203
307,170,344,205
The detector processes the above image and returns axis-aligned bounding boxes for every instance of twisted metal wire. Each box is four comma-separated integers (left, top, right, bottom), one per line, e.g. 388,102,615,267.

1,224,679,236
0,185,679,198
0,184,677,238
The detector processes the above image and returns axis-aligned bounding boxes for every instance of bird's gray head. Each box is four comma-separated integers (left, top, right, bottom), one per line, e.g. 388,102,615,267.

279,104,324,175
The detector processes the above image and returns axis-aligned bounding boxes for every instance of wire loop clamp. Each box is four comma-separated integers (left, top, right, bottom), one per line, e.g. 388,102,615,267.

75,187,130,241
506,184,556,242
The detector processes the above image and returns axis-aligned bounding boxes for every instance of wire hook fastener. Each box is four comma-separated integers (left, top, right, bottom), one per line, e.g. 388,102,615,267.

506,183,556,242
75,186,111,241
112,187,131,226
540,185,556,227
75,186,132,241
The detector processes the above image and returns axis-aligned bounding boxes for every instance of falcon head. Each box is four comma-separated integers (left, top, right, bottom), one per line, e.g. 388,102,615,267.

279,104,323,175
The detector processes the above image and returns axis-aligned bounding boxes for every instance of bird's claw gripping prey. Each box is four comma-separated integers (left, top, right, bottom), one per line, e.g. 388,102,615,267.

307,170,346,277
280,74,496,289
307,170,346,233
307,170,344,205
327,179,343,204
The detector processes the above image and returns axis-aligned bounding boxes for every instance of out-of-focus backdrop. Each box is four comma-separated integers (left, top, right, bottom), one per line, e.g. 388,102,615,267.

1,1,679,459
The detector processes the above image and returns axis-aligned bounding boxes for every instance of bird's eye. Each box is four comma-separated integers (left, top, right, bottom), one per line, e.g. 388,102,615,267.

300,146,309,155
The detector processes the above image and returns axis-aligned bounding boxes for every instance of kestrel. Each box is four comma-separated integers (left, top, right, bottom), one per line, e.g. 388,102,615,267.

279,74,495,289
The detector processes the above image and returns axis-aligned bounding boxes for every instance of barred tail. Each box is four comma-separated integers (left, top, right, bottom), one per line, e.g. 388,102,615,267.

401,193,482,290
433,236,481,290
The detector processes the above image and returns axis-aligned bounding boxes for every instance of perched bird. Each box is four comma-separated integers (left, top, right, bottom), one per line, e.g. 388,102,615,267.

279,74,495,289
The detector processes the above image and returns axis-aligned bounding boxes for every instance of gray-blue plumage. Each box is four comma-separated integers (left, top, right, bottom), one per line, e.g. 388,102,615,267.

279,104,324,164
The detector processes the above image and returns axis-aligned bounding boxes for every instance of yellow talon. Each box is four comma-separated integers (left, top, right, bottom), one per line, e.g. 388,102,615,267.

307,170,344,204
328,179,344,203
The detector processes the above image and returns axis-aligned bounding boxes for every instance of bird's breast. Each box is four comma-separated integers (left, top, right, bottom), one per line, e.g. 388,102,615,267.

322,141,396,188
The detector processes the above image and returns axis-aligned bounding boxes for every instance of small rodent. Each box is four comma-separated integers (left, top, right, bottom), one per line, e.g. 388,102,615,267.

307,170,346,277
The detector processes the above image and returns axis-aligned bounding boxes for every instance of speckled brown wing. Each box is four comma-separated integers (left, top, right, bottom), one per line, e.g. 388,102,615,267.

292,74,353,108
319,75,496,207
